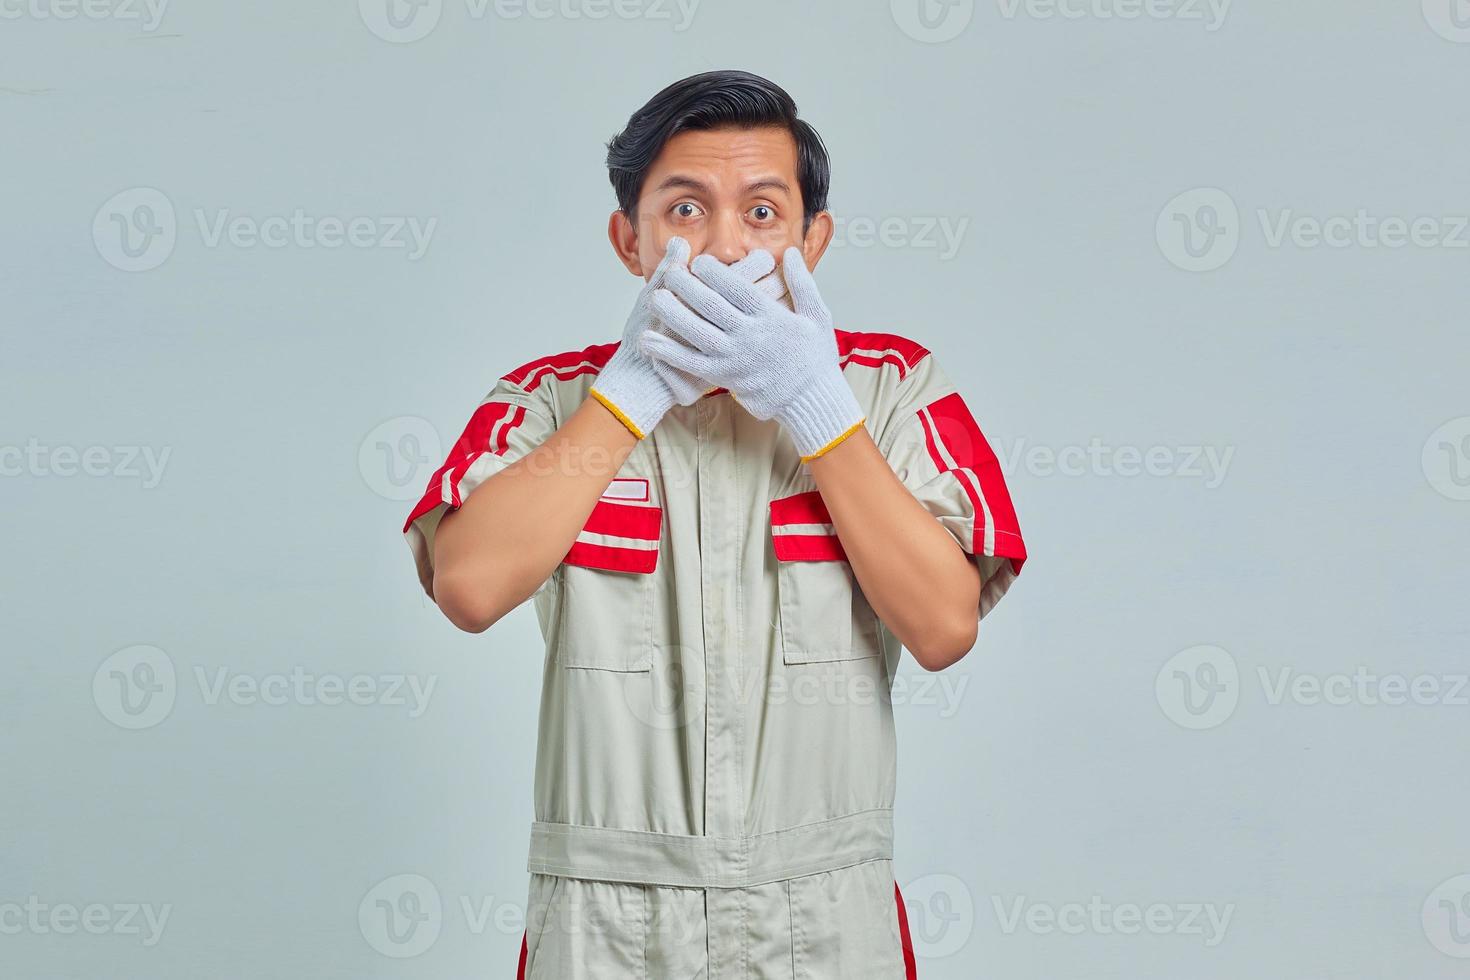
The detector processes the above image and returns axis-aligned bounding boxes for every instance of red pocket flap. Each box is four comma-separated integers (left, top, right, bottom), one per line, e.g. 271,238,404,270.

769,490,847,562
564,499,662,573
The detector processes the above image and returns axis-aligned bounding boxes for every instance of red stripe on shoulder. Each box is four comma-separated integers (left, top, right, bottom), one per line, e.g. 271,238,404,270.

502,342,620,391
836,330,931,380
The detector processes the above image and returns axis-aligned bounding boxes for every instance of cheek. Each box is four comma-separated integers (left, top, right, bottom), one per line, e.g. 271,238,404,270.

753,222,802,251
637,225,704,279
637,240,661,279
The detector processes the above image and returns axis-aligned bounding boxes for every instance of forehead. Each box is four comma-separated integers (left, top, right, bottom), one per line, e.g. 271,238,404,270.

643,126,799,192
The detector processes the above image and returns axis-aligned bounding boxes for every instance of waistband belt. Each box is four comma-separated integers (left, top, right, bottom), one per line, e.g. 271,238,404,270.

526,808,894,889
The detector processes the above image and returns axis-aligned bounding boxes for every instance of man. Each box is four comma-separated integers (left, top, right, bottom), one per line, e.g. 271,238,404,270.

402,70,1026,979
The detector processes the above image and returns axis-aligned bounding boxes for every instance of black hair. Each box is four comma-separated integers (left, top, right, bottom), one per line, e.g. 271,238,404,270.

605,70,831,231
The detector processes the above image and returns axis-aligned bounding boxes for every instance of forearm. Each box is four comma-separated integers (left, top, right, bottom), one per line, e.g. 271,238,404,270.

808,429,982,670
432,396,638,632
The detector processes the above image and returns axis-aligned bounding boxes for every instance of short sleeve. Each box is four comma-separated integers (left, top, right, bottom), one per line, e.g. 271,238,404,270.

877,351,1027,621
402,375,558,599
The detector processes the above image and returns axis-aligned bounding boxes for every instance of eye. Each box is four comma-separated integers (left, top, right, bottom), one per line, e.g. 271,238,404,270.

749,205,776,223
671,201,704,220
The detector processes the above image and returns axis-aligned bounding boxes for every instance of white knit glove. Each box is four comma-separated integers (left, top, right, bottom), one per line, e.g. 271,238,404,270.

640,247,865,461
587,236,690,439
591,238,791,438
646,248,793,406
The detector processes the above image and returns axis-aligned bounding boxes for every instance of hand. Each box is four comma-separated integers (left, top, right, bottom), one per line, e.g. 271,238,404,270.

589,238,792,438
644,248,793,406
639,247,866,461
586,236,697,439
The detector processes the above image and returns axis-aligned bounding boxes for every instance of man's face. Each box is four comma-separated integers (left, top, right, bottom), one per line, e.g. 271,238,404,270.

610,125,832,280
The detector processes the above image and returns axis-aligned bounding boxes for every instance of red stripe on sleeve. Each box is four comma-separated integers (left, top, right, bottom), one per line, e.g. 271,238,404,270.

402,400,527,532
918,391,1026,564
917,409,978,553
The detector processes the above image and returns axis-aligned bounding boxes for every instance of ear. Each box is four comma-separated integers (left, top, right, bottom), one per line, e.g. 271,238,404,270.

799,211,835,272
607,210,644,277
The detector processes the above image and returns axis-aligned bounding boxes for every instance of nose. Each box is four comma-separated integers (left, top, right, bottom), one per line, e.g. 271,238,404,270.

700,210,748,266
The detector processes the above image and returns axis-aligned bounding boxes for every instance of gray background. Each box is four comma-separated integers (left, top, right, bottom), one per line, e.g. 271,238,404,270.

4,0,1469,977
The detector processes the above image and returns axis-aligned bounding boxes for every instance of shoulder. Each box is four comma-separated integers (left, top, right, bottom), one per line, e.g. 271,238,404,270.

837,328,969,457
836,329,933,384
489,340,623,423
836,328,954,421
500,340,620,393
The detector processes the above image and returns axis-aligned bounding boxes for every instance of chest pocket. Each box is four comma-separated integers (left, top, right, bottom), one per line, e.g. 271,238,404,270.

557,491,662,672
769,490,884,665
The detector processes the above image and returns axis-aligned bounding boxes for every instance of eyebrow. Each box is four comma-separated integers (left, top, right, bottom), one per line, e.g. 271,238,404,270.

651,175,792,197
744,178,791,196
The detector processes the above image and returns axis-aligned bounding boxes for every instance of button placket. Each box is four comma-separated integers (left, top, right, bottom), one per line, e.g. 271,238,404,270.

697,395,747,975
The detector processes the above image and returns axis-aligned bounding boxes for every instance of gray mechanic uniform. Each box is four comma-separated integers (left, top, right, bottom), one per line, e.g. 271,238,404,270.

402,329,1027,979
